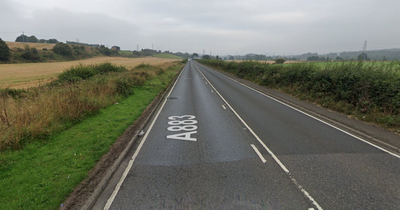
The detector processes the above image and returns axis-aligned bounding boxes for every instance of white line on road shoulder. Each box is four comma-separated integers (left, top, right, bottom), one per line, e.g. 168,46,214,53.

195,65,323,210
251,144,266,163
103,65,187,210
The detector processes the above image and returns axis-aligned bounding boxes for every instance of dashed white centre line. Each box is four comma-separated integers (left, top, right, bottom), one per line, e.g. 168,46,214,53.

195,65,323,210
251,144,266,163
222,105,226,109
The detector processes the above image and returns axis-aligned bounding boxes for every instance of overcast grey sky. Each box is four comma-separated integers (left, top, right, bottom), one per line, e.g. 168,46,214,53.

1,0,399,56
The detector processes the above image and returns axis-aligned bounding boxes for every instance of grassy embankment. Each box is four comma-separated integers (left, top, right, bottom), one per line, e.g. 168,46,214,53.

0,61,184,209
198,59,400,132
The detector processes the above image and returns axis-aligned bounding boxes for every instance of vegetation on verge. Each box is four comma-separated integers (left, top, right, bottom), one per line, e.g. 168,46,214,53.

0,61,183,209
197,59,400,130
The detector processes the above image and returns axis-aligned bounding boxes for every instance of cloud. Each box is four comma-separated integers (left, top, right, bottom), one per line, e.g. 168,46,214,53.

1,0,400,55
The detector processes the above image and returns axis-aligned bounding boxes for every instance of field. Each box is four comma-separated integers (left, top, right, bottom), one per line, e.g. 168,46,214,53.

153,53,183,59
6,41,56,50
0,56,180,89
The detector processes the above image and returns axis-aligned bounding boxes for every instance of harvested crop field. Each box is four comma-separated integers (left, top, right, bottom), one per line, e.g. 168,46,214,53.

6,41,56,50
0,56,180,89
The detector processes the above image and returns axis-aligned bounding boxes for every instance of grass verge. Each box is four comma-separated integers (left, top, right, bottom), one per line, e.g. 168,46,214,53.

0,63,182,209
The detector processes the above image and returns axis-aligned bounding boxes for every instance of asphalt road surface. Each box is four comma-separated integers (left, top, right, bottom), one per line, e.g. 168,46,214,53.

93,61,400,210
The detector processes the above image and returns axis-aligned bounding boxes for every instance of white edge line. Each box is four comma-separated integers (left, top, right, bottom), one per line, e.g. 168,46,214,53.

251,144,267,163
103,64,187,210
196,63,400,159
195,65,323,210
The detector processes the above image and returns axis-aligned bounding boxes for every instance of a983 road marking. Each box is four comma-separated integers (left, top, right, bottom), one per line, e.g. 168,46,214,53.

167,115,198,141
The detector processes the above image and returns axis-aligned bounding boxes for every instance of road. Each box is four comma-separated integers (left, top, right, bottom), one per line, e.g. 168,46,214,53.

93,61,400,210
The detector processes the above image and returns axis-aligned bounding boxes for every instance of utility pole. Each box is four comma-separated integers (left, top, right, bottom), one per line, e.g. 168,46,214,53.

362,40,367,60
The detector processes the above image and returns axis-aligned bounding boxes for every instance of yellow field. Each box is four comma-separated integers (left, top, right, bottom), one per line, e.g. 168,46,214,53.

0,56,180,89
6,42,56,50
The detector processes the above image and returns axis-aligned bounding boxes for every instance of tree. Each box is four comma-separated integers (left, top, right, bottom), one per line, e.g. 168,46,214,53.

216,55,219,60
27,36,38,43
358,53,369,61
274,58,285,64
229,56,234,60
48,39,59,43
192,53,199,58
99,45,111,56
0,38,11,61
202,55,210,59
15,35,38,43
53,43,73,56
16,35,28,42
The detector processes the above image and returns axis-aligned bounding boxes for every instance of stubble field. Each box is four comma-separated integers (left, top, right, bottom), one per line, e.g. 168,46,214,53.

0,56,180,89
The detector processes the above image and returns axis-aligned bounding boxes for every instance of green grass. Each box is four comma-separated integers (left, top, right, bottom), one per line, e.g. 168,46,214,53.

118,50,133,55
0,64,182,209
153,53,182,59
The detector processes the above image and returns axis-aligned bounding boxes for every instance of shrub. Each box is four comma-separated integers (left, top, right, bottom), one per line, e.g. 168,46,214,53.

274,58,286,64
57,63,127,84
53,43,73,56
57,64,97,83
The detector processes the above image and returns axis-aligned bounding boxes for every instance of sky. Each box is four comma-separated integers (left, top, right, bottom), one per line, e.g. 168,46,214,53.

1,0,399,56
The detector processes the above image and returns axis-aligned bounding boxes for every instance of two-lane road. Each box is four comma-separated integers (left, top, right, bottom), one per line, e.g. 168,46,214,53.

93,61,400,210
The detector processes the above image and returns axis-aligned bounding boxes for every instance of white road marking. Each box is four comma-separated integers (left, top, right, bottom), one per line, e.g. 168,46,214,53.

251,144,266,163
195,65,323,210
211,89,214,93
198,64,400,159
103,65,187,210
222,105,226,109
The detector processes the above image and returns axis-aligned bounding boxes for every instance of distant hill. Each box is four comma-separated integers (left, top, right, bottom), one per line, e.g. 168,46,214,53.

294,48,400,61
338,48,400,60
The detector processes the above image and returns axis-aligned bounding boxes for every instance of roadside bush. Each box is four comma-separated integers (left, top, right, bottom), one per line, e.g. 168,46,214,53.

57,64,97,83
57,62,127,83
